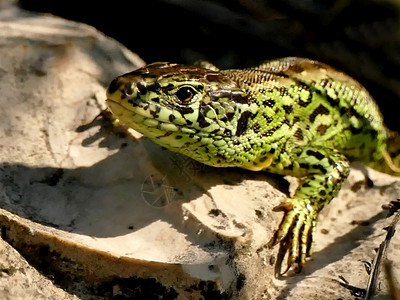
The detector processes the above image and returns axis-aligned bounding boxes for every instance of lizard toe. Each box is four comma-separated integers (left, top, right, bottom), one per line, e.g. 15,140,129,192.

270,199,319,276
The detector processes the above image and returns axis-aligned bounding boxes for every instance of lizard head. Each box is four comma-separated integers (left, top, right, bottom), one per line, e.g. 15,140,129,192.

106,62,258,166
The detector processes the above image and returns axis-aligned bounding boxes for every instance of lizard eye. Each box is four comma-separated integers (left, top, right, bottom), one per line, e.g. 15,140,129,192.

175,86,196,103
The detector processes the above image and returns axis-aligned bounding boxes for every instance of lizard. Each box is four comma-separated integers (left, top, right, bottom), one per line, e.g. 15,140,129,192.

105,57,400,273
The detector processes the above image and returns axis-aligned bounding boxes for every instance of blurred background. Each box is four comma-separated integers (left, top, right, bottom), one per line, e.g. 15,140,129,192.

19,0,400,132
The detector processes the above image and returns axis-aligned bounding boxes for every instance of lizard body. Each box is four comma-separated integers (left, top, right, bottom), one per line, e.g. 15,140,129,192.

106,57,400,272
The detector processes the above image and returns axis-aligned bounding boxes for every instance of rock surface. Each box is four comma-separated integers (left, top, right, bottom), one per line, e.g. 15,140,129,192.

0,2,399,300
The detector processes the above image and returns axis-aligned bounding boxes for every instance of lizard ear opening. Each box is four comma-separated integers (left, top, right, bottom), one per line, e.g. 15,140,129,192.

209,89,251,104
230,90,252,104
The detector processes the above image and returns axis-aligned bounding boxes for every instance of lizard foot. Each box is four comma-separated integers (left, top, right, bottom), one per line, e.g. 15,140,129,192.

268,199,318,276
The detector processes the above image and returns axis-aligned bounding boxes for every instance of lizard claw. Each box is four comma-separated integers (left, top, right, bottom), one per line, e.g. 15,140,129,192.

268,199,318,276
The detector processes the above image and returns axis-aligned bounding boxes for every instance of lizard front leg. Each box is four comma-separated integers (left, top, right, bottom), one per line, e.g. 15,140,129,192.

268,146,350,274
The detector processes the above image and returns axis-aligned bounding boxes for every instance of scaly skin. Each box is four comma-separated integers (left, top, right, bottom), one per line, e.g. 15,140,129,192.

105,57,400,273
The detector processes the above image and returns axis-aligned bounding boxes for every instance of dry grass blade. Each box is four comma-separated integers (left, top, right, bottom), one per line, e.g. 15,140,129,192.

364,202,400,299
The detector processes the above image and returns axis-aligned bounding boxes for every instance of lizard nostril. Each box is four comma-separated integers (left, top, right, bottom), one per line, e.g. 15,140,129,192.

124,84,134,97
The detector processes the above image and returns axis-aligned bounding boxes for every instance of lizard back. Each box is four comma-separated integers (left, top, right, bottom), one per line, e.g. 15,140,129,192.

222,57,388,164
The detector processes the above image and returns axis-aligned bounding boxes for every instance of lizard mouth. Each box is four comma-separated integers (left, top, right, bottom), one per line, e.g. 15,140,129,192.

105,98,128,114
106,97,218,148
106,98,185,137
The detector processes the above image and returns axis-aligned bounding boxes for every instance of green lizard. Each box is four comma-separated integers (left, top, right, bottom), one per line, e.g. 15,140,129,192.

105,57,400,273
